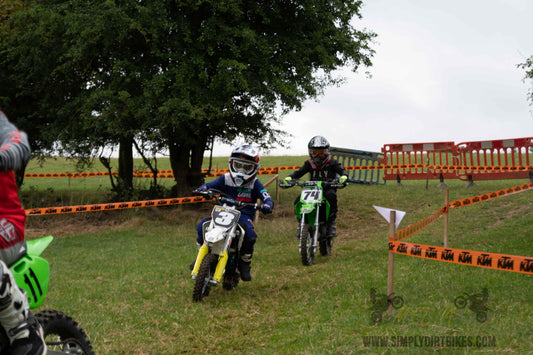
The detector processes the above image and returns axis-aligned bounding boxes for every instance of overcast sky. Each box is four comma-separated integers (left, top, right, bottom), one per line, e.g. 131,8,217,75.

214,0,533,157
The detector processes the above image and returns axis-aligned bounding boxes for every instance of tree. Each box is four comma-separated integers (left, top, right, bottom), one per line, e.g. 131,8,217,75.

1,0,376,197
519,56,533,107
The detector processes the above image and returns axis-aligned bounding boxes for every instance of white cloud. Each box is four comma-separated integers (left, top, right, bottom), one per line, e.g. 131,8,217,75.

213,0,533,157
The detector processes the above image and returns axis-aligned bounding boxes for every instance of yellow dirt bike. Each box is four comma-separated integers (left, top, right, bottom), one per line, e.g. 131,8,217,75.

191,189,258,302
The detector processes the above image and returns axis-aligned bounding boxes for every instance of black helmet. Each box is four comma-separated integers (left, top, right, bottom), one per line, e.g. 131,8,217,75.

308,136,330,168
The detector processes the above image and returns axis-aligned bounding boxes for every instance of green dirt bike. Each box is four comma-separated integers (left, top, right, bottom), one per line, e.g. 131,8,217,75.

279,179,346,266
0,236,94,355
191,189,258,302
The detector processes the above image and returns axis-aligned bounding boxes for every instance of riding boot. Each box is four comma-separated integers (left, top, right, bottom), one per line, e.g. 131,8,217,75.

0,261,46,355
326,219,337,238
295,218,301,239
238,253,253,281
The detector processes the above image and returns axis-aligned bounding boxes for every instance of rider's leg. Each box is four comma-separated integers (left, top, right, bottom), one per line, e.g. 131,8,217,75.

324,189,338,237
238,218,257,281
0,260,46,355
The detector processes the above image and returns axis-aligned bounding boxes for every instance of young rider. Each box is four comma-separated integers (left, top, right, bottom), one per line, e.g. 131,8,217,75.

283,136,348,238
0,110,46,355
193,144,274,282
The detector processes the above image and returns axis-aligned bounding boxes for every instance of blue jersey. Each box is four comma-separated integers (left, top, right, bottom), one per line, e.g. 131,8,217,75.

198,173,274,219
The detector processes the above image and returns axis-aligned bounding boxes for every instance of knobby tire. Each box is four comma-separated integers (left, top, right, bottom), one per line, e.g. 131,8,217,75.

35,309,94,355
193,253,216,302
300,224,314,266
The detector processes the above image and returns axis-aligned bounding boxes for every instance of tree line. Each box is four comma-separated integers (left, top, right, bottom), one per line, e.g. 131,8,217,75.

0,0,377,198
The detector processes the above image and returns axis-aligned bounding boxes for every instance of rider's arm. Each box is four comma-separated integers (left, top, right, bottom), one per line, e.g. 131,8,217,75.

289,160,312,179
332,160,348,181
0,111,31,171
254,180,274,213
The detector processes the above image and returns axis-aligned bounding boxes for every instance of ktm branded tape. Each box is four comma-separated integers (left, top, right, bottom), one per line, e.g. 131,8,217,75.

23,164,533,178
449,182,533,209
389,240,533,275
394,208,447,242
25,196,209,216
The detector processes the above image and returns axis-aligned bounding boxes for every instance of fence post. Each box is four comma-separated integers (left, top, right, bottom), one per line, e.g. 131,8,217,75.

387,210,396,314
444,189,449,248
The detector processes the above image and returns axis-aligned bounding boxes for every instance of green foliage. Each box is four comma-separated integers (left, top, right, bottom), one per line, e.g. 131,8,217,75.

22,156,533,354
1,0,376,195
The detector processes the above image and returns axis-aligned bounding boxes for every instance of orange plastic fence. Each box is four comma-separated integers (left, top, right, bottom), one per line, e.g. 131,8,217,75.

456,137,533,181
380,141,459,182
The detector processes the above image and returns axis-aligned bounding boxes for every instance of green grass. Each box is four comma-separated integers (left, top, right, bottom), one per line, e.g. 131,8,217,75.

20,157,533,354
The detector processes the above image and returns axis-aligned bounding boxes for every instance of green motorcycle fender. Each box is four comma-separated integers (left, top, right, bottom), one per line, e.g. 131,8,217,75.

9,236,53,309
295,200,330,226
10,255,50,309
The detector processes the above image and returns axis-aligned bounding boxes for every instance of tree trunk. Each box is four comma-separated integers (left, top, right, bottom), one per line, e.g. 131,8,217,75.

189,136,207,186
168,140,191,197
168,135,207,196
118,135,134,195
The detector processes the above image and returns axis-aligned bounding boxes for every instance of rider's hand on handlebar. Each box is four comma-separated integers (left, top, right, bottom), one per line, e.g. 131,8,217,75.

283,176,292,184
339,175,348,184
194,186,212,199
260,203,272,214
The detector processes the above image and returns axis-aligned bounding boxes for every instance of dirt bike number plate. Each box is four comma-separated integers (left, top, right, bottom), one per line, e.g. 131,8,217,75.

212,206,241,227
300,187,322,203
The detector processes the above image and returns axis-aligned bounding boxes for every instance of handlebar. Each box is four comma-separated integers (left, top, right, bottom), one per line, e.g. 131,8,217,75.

192,189,258,210
279,179,347,189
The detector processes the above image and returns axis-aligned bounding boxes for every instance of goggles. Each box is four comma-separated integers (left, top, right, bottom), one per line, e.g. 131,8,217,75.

309,148,328,157
232,159,256,174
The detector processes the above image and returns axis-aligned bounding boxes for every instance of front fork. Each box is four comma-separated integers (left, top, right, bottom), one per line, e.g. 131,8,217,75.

191,244,229,284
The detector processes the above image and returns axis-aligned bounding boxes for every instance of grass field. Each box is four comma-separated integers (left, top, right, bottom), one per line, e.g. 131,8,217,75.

20,156,533,354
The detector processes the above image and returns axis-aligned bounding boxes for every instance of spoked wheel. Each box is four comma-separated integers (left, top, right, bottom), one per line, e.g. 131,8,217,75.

319,236,333,256
193,253,216,302
35,309,94,355
300,224,314,266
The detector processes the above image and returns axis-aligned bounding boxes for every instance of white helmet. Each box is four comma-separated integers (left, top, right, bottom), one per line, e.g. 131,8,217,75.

228,144,260,186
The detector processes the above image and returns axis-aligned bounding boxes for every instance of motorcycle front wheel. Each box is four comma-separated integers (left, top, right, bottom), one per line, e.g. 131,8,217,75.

193,253,216,302
300,224,314,266
35,309,94,355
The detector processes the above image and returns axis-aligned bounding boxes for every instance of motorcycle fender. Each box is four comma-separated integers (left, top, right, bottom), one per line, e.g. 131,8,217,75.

205,226,227,244
191,244,209,278
25,235,54,257
10,255,50,309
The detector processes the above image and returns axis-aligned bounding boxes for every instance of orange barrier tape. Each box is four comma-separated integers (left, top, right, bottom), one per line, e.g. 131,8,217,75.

25,196,209,216
393,181,533,241
389,240,533,275
394,208,447,242
24,164,533,178
448,182,533,209
24,172,118,178
427,165,533,172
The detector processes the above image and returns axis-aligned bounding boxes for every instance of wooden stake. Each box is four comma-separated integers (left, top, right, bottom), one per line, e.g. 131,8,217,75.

444,189,449,247
387,210,396,314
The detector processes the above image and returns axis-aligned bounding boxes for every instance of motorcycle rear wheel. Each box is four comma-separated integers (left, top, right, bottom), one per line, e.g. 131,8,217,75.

35,309,94,354
319,236,333,256
193,253,216,302
300,224,314,266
